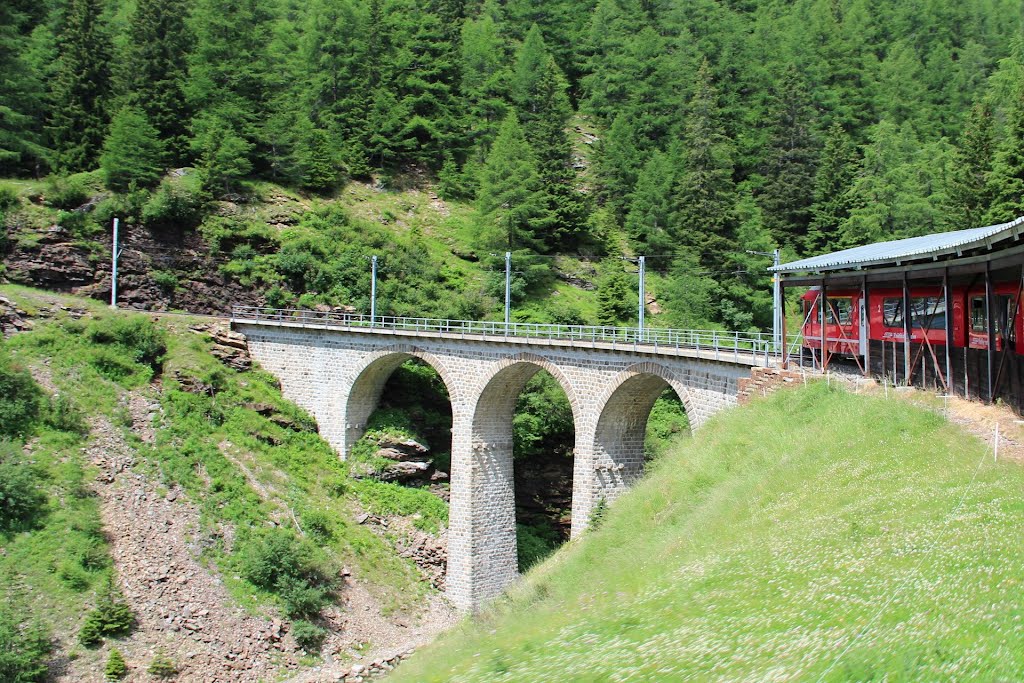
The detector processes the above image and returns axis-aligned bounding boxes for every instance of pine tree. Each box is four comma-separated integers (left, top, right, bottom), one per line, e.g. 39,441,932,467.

121,0,192,164
99,107,165,192
985,88,1024,225
0,2,47,174
460,10,512,155
511,25,585,250
476,112,547,252
48,0,111,172
625,149,676,257
806,123,859,253
296,126,340,192
758,66,819,249
597,114,643,221
949,102,995,229
191,115,254,195
596,264,634,326
673,60,737,268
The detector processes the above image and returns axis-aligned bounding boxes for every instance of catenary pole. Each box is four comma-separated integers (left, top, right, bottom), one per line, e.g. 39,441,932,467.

772,248,781,352
504,251,511,326
110,217,120,309
638,255,645,342
371,255,378,327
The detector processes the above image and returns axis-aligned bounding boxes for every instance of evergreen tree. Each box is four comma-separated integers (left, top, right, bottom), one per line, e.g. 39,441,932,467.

99,107,166,192
121,0,192,164
673,60,737,267
191,115,254,195
0,2,47,174
949,102,996,229
596,114,643,220
596,263,634,325
625,149,676,257
985,88,1024,224
476,112,547,252
48,0,111,172
460,10,512,155
296,126,341,192
806,123,859,253
511,25,585,249
758,66,819,249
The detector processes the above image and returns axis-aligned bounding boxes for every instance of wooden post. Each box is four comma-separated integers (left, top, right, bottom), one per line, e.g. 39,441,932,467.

820,280,828,372
861,275,870,376
986,261,995,402
943,268,953,396
902,271,912,385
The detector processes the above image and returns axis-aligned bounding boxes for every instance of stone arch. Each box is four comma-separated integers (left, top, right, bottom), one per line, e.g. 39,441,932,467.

472,352,582,430
572,363,692,535
341,344,456,455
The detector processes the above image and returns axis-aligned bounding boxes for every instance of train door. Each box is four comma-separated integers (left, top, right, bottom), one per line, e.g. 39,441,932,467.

967,289,1016,351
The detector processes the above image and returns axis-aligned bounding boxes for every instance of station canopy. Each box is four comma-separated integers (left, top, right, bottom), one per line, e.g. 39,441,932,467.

772,215,1024,276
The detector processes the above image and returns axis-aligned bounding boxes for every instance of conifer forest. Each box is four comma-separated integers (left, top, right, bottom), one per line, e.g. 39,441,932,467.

4,0,1024,330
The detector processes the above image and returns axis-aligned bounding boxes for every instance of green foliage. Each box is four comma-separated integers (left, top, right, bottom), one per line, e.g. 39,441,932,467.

236,528,334,618
291,619,327,653
191,116,254,195
78,579,134,647
516,522,557,572
85,315,167,372
0,598,51,683
147,650,177,677
0,352,44,439
99,107,165,192
351,480,448,533
45,393,88,436
142,179,204,231
0,442,47,533
586,496,607,530
43,176,90,210
105,648,127,680
0,184,18,211
512,372,574,462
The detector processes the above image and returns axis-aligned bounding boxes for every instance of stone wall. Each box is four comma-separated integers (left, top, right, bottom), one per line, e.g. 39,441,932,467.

236,322,753,611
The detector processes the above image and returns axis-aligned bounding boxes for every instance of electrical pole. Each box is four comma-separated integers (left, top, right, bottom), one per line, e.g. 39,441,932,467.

504,251,511,326
370,255,378,327
110,218,121,309
773,248,781,352
638,255,645,342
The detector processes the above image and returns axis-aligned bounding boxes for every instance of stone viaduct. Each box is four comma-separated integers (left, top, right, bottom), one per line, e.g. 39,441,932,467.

232,314,765,611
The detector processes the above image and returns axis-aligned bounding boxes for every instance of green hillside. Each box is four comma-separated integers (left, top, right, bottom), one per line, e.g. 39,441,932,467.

391,382,1024,682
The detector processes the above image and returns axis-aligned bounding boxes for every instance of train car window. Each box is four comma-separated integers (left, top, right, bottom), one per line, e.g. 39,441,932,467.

826,297,852,325
882,298,903,328
911,296,945,329
970,296,986,332
997,295,1017,341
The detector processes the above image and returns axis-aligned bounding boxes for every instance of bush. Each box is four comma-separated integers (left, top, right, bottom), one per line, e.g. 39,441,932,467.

0,356,44,439
105,648,127,680
516,523,557,572
142,181,203,231
236,528,334,619
86,347,145,384
86,316,167,371
0,443,47,532
0,184,18,211
151,270,179,294
291,619,327,653
44,176,90,210
302,509,333,543
147,650,176,677
45,394,89,436
78,580,134,647
0,601,51,683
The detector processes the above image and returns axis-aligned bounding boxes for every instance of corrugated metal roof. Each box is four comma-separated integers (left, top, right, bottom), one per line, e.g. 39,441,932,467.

772,215,1024,273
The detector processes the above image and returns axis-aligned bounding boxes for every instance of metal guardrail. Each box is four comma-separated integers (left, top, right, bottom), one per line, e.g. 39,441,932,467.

232,305,806,367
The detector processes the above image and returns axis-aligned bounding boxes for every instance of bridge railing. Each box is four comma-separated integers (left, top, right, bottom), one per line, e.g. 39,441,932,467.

231,305,806,366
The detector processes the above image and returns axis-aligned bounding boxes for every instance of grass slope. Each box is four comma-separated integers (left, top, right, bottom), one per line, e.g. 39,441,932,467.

392,382,1024,682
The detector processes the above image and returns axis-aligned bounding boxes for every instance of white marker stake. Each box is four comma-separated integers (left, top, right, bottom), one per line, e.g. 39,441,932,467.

994,423,1000,462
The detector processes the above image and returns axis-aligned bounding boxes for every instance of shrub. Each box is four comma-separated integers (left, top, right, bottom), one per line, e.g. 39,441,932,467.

45,394,89,436
291,619,327,653
78,580,134,647
86,347,144,384
516,523,557,572
151,270,179,294
278,576,330,619
105,648,127,680
86,316,166,371
44,176,90,210
0,601,51,683
147,650,176,677
0,443,47,532
142,181,203,231
0,355,44,439
302,509,333,543
236,528,334,619
0,184,18,211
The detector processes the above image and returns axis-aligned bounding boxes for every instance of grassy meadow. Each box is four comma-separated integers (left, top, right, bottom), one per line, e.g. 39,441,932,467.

391,381,1024,682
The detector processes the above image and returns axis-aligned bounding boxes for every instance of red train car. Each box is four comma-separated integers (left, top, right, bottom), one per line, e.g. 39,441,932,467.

800,283,1022,358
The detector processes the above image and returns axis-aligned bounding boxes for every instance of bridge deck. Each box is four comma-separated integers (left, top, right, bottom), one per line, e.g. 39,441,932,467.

231,307,789,368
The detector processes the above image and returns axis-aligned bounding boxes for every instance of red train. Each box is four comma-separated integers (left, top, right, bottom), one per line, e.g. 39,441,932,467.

800,283,1021,359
